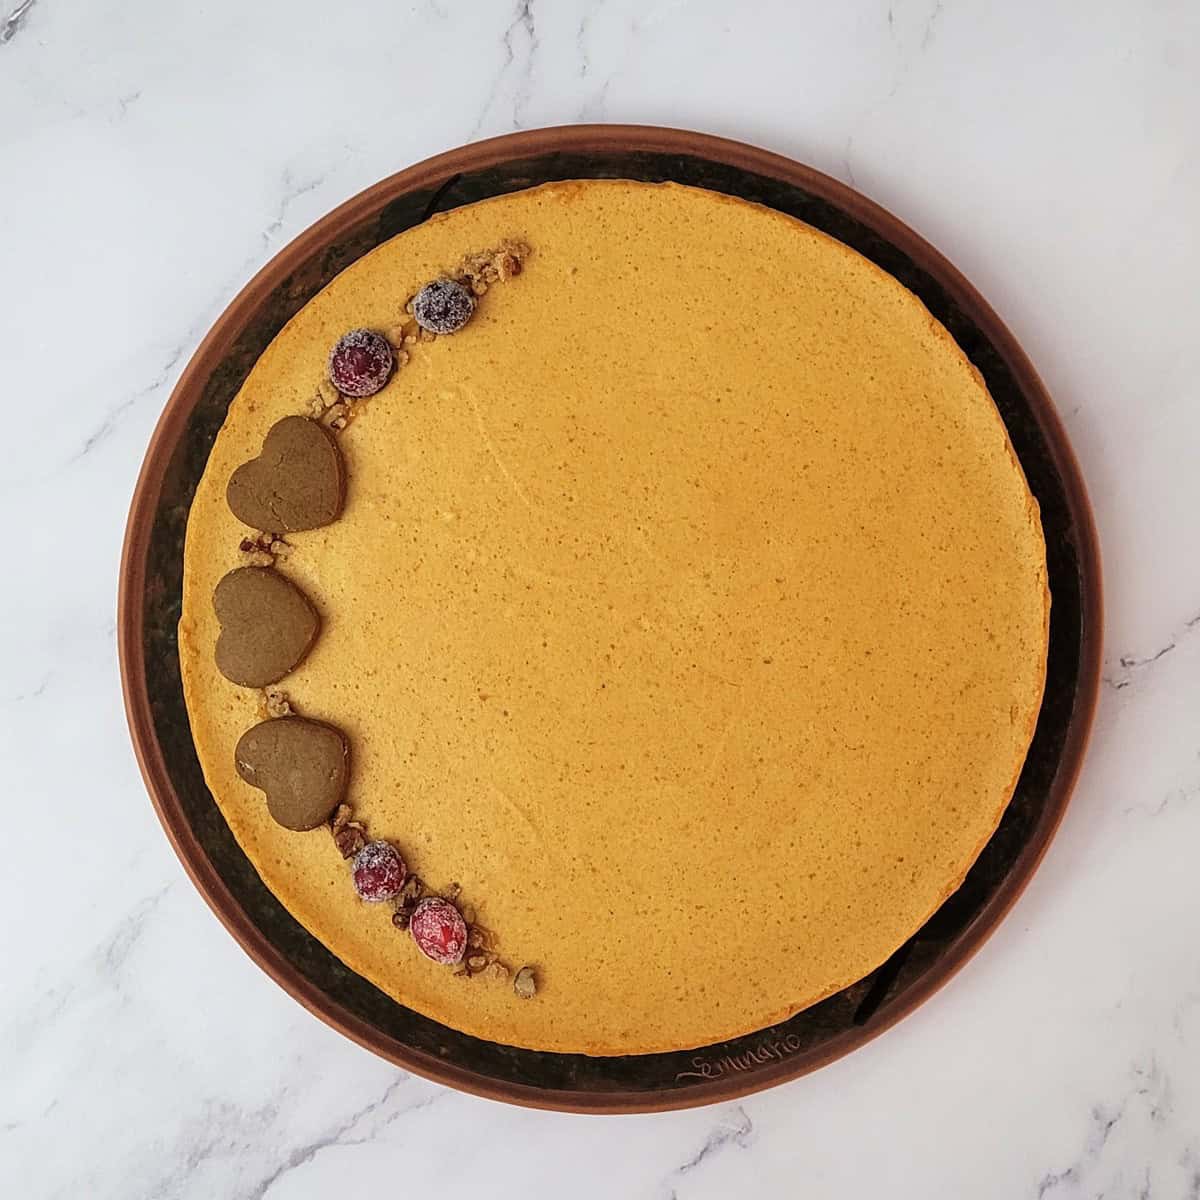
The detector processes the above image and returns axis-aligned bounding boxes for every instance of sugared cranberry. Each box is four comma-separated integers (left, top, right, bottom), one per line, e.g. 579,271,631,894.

352,841,406,902
412,279,475,335
409,896,468,965
328,329,393,397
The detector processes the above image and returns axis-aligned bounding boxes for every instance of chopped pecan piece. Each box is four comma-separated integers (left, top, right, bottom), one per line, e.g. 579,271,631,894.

514,966,537,999
329,805,367,859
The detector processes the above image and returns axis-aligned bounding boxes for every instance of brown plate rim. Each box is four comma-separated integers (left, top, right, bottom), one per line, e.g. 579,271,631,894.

118,124,1103,1113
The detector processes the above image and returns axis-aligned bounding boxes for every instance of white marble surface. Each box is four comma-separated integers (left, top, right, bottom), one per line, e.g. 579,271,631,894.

1,0,1198,1195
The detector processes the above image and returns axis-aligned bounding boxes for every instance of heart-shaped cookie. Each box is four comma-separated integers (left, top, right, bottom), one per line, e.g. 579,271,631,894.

226,415,345,533
235,716,349,831
213,566,319,687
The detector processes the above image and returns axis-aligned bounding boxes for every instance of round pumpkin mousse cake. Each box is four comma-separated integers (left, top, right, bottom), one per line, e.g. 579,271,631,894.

179,178,1049,1056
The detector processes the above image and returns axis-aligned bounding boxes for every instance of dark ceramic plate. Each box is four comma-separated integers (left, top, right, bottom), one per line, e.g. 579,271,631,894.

119,126,1101,1112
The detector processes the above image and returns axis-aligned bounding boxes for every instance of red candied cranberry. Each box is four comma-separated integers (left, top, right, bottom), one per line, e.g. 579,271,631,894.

328,328,393,398
352,841,406,902
409,896,468,965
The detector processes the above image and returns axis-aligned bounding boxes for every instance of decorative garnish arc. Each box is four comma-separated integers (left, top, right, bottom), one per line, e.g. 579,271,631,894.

217,242,535,988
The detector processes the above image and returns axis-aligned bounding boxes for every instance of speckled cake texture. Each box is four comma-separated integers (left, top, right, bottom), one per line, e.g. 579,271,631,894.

179,179,1049,1055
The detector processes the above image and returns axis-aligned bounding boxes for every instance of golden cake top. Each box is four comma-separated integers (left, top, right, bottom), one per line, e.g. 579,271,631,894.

180,179,1048,1055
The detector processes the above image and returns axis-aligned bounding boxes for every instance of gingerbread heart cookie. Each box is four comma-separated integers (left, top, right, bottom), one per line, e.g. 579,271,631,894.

226,416,345,533
213,566,319,687
235,716,349,830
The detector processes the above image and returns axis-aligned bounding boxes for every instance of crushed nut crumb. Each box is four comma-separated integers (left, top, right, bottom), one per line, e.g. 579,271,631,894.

333,824,366,859
329,805,366,858
262,687,293,718
454,240,530,294
389,874,426,930
386,319,419,348
467,924,495,951
514,966,537,999
239,532,287,567
320,401,350,431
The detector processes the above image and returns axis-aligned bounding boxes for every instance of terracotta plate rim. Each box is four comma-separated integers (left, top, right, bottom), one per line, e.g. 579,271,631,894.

118,124,1102,1113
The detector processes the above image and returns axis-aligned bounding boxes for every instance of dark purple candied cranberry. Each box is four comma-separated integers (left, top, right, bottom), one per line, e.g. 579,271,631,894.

412,279,475,335
352,840,407,902
328,329,393,398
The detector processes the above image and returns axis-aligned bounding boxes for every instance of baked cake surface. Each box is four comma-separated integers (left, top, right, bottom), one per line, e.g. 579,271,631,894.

180,179,1049,1054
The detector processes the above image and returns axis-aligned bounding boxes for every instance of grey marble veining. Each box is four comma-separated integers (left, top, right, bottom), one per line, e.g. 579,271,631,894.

0,0,37,45
1,0,1198,1197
